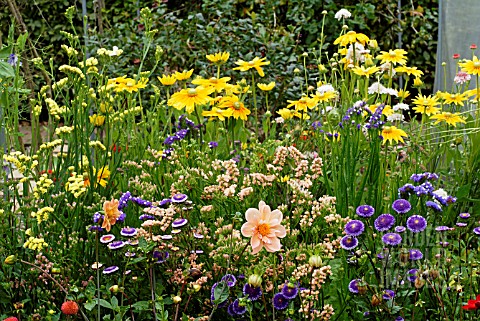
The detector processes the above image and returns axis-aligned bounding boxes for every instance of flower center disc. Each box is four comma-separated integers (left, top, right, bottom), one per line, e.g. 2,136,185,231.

474,62,480,68
383,126,392,133
187,89,197,97
257,223,271,236
233,102,242,110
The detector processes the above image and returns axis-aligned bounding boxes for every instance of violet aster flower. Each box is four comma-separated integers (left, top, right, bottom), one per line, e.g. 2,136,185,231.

409,249,423,260
121,227,137,237
7,53,19,67
398,183,415,198
243,283,262,301
171,193,188,203
208,141,219,149
456,222,467,227
395,226,406,233
139,214,155,220
272,293,289,310
395,317,405,321
407,269,418,282
348,279,360,293
100,234,115,243
356,205,375,217
459,213,470,219
125,251,136,257
159,198,172,207
382,233,402,246
383,289,395,300
344,220,365,236
473,227,480,235
374,214,395,231
93,212,102,223
160,235,173,240
426,201,442,212
281,283,299,299
108,240,126,250
231,299,246,315
406,215,427,233
435,226,451,232
340,235,358,250
194,233,204,239
221,274,237,287
153,251,169,263
118,191,132,210
172,218,188,228
117,212,126,222
103,265,119,274
227,302,236,316
392,199,411,214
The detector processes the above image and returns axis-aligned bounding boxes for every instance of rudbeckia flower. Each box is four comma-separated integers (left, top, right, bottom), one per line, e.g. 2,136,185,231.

257,82,275,91
241,201,286,254
395,66,424,77
334,31,370,46
459,56,480,75
206,52,230,64
430,112,466,127
174,69,194,81
202,107,233,121
412,94,440,115
233,57,270,77
287,96,317,112
158,74,177,86
192,76,231,92
168,86,214,114
352,65,379,77
381,126,408,145
377,49,408,65
218,95,251,120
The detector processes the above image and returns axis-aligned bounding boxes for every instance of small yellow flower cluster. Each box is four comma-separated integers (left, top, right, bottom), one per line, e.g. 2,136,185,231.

59,65,85,79
52,77,69,91
33,174,54,199
33,105,42,117
89,114,105,126
59,31,78,42
61,44,78,57
23,236,48,251
3,152,34,174
97,46,123,57
111,106,143,122
39,139,63,152
89,140,106,151
31,57,43,66
44,98,67,120
79,57,98,68
31,206,54,224
66,173,87,198
55,126,74,136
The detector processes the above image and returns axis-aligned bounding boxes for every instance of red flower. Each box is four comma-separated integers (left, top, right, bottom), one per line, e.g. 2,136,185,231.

462,294,480,310
453,53,460,59
61,301,79,315
470,44,477,50
3,317,19,321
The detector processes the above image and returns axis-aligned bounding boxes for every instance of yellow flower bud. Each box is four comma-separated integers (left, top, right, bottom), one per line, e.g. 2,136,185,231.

4,255,16,265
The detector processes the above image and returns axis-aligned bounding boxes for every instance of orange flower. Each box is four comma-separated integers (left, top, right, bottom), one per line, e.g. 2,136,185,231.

61,301,79,315
102,199,121,232
241,201,286,254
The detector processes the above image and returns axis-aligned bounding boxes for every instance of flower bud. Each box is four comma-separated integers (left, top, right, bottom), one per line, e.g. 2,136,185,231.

51,267,61,274
308,255,323,268
357,281,368,295
248,274,262,287
414,277,425,289
371,294,382,306
193,284,201,292
109,285,120,293
4,255,16,265
173,296,182,304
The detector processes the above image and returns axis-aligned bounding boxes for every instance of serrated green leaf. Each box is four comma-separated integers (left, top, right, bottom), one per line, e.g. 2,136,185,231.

0,61,15,78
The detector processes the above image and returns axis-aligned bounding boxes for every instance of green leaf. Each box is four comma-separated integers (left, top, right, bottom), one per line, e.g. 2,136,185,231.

213,281,229,304
456,184,471,200
99,299,113,310
111,296,119,311
84,300,96,311
0,46,12,59
132,301,150,311
0,61,15,78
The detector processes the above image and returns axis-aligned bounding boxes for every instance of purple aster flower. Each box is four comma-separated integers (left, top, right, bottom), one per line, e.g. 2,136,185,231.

281,283,299,299
406,215,427,233
221,274,237,287
160,235,173,240
410,173,427,183
117,212,126,222
194,233,204,239
7,54,19,67
340,235,358,250
382,233,402,246
121,227,137,237
395,226,406,233
153,251,169,263
409,249,423,260
243,283,262,301
456,222,467,227
383,289,395,300
227,302,236,316
100,234,115,243
398,183,415,198
118,191,132,210
392,199,412,214
232,299,246,315
171,193,188,203
348,279,360,293
435,226,451,232
108,241,126,250
171,229,182,234
89,225,104,232
208,141,219,149
344,220,365,236
459,213,470,219
272,293,289,310
103,265,119,274
439,241,450,247
312,121,322,130
356,205,375,217
473,227,480,235
139,214,155,220
93,212,102,223
172,218,188,228
159,198,172,207
395,317,405,321
176,129,189,139
407,269,418,282
426,201,442,212
125,251,136,257
374,214,395,231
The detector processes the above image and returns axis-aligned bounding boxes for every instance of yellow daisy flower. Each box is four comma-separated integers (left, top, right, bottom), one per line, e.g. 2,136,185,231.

202,107,233,121
442,92,467,106
367,104,394,117
174,69,194,81
311,91,336,103
206,52,230,64
158,74,177,86
412,94,440,115
89,114,105,127
430,112,466,127
114,77,148,93
192,76,231,92
382,126,408,145
218,95,251,120
257,82,275,91
397,89,410,99
352,65,380,77
459,55,480,75
233,57,270,77
287,96,317,112
277,108,294,120
377,49,408,65
333,31,370,46
84,166,110,187
395,66,424,77
168,86,214,114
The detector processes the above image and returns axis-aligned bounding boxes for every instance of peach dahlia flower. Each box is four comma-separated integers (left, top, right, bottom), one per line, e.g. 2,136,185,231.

241,201,286,254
